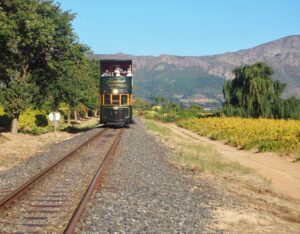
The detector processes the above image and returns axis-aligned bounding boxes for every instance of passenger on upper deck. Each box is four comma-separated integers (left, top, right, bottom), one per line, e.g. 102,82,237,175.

101,69,111,76
126,68,132,76
114,67,121,76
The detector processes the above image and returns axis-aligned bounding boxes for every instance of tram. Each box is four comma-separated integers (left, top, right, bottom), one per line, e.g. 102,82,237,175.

99,60,133,126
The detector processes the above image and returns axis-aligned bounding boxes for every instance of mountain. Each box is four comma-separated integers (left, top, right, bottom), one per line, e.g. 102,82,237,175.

90,35,300,107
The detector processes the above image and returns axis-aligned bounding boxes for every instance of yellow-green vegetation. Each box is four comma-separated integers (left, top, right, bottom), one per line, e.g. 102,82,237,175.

141,104,205,123
0,106,11,131
0,103,98,135
0,106,5,115
19,109,48,130
177,117,300,153
145,119,250,175
143,110,159,119
294,157,300,163
0,107,49,135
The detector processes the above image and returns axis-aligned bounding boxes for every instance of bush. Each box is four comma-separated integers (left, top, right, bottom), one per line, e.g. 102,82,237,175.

58,102,71,120
152,105,162,112
0,106,11,131
19,109,49,131
162,113,177,122
143,110,159,119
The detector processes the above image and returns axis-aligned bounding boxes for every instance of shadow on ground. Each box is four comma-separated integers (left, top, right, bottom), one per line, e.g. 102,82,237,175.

62,126,97,134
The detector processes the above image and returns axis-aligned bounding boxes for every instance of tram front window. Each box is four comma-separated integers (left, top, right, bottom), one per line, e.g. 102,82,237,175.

121,95,128,105
104,95,110,105
112,95,119,105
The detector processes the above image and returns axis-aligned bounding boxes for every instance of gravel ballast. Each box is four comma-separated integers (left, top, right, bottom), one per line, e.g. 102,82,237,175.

0,128,102,191
77,119,223,233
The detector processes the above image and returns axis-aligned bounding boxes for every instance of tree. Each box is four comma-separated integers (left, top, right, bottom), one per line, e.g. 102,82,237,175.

0,79,36,132
223,62,287,118
284,97,300,120
0,0,79,133
75,58,99,117
54,57,99,121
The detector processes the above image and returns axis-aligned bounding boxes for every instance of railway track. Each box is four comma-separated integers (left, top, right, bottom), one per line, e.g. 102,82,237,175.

0,127,124,233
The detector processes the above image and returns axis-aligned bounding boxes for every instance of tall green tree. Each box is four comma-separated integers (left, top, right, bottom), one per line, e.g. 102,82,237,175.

77,59,99,116
284,97,300,120
223,62,287,118
0,0,79,133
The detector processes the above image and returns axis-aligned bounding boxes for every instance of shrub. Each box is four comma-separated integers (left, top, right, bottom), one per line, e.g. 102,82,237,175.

144,110,159,119
152,105,162,113
162,113,177,122
19,109,49,131
0,106,11,131
58,102,71,120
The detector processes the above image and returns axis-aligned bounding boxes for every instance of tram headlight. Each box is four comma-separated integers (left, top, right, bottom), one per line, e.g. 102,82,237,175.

112,89,119,94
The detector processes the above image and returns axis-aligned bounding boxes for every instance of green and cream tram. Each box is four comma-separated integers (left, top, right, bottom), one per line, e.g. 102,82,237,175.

99,60,133,126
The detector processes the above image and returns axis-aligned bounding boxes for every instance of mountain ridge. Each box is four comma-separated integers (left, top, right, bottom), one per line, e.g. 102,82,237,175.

89,35,300,105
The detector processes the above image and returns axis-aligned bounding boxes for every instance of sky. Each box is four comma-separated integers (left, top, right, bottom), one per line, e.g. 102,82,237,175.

56,0,300,56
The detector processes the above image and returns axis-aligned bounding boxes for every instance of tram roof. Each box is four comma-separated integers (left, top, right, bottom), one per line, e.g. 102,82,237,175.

100,59,132,63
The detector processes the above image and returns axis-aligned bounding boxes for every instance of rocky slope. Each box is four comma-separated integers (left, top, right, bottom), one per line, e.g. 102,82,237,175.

90,35,300,104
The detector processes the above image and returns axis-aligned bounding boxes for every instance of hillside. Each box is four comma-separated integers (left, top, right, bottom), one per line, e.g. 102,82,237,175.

90,35,300,107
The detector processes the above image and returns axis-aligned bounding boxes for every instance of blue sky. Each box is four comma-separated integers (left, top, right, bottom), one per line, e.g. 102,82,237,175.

56,0,300,56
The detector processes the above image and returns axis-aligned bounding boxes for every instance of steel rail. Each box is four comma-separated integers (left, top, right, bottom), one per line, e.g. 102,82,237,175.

0,128,109,210
64,128,125,234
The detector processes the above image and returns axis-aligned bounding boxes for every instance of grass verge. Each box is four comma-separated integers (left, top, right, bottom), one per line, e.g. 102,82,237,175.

145,119,250,176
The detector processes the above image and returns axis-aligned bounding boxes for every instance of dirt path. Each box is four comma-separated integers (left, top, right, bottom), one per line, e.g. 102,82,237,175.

161,122,300,202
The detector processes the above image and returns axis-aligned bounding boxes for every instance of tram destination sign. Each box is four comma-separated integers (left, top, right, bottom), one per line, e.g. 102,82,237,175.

100,76,132,94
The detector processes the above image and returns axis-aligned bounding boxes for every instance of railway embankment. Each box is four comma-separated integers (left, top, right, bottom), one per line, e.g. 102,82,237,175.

77,118,222,233
144,118,300,232
77,118,299,233
0,124,124,232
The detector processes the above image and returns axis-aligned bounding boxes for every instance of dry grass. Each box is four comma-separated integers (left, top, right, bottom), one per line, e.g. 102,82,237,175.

0,118,99,172
145,119,250,175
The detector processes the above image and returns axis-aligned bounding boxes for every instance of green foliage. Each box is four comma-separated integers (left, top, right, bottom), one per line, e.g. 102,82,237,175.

0,79,35,118
140,96,208,122
283,97,300,119
154,96,180,113
0,106,5,115
0,107,49,135
161,113,177,122
223,62,300,119
0,106,11,131
133,98,151,111
0,0,71,130
176,105,203,119
0,0,98,132
58,102,71,120
294,157,300,163
18,109,48,130
152,105,162,113
71,58,99,112
143,111,159,119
